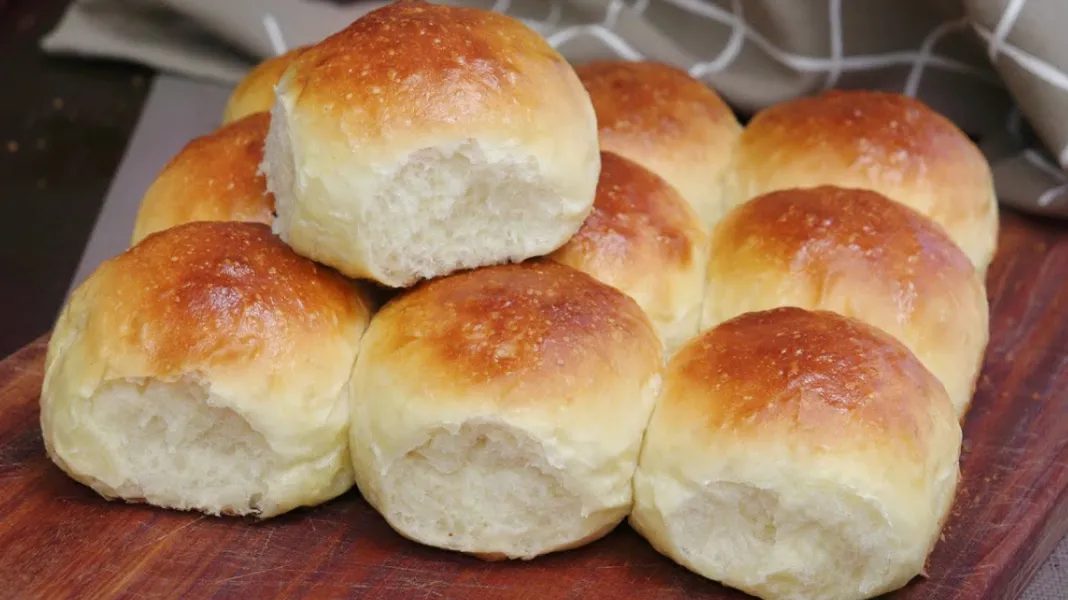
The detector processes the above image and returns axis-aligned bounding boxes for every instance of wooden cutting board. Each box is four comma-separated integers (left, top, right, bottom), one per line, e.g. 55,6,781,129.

1,209,1066,600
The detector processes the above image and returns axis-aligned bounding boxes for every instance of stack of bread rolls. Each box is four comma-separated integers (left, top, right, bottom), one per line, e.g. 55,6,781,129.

40,2,997,599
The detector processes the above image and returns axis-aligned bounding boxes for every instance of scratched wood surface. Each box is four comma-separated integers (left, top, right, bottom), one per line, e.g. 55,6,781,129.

0,209,1066,600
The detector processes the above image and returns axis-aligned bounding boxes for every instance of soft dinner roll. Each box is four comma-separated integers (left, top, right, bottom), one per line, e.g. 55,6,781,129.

222,47,306,124
41,222,373,519
726,89,998,272
631,308,962,600
130,113,274,245
348,262,663,559
264,1,600,287
702,186,988,419
549,151,708,355
575,60,742,229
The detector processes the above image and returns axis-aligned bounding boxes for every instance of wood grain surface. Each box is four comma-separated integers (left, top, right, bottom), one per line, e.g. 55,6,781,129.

1,209,1066,600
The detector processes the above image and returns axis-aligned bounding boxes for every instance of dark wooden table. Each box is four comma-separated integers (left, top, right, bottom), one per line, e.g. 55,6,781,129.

0,0,152,358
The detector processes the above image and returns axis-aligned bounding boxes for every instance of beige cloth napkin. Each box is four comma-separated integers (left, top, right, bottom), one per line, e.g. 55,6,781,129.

40,0,1068,219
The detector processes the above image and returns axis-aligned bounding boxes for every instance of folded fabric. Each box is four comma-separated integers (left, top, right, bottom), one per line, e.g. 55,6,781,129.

41,0,1068,218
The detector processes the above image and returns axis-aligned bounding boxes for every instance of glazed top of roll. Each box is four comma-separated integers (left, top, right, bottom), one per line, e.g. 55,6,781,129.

658,307,959,465
51,222,373,417
709,185,981,305
575,60,741,227
275,0,596,167
131,113,275,245
549,151,707,348
362,261,662,401
222,47,307,124
728,89,997,270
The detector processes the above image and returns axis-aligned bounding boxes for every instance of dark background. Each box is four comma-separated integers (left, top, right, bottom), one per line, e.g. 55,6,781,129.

0,0,153,357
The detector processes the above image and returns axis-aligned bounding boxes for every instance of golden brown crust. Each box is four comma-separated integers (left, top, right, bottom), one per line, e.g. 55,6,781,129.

96,222,367,377
711,185,976,297
551,151,704,274
670,308,949,459
223,47,307,123
730,90,997,268
285,1,584,149
575,60,741,225
369,261,661,395
576,60,737,158
131,114,275,245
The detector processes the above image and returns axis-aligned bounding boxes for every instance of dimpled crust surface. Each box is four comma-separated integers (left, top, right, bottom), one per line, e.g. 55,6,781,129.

131,113,275,245
726,89,998,272
703,186,989,418
222,47,307,123
41,222,373,517
631,308,962,600
349,261,664,558
550,151,708,354
576,60,742,229
264,1,600,287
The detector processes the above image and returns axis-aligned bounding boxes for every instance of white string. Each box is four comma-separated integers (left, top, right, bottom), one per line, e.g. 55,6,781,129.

544,1,563,29
631,0,651,16
546,25,645,61
689,0,745,77
904,18,968,97
974,24,1068,93
988,0,1028,62
1037,183,1067,207
262,13,287,56
657,0,996,83
491,0,512,14
1023,149,1068,181
1060,145,1068,169
824,0,843,89
1021,149,1067,207
604,0,625,30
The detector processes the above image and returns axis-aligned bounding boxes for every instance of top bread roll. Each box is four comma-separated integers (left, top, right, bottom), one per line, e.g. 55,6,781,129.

726,90,998,272
575,60,742,229
131,113,275,245
703,186,989,419
222,47,307,124
263,1,600,288
41,222,373,519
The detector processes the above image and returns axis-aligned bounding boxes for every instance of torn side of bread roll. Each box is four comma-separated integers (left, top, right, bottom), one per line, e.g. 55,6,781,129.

41,222,374,519
575,59,742,230
349,261,663,560
702,185,989,419
725,89,998,274
632,307,962,600
549,151,708,356
263,1,600,287
131,113,274,245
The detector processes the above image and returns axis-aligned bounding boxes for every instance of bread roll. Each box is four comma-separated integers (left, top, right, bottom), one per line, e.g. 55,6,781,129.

549,151,707,355
41,222,373,519
263,1,600,288
631,307,961,600
726,90,998,272
222,47,306,124
575,60,741,229
131,113,274,245
348,262,663,559
702,186,988,419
